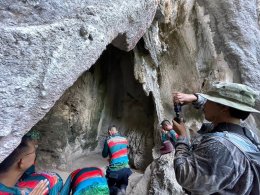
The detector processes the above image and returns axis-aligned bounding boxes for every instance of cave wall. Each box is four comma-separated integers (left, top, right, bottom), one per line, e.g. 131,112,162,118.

128,0,260,193
1,0,260,194
34,46,154,171
133,0,260,135
0,0,158,162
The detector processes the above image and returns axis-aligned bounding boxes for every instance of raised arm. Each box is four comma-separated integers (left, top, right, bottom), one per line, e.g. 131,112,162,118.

173,92,206,110
173,92,197,105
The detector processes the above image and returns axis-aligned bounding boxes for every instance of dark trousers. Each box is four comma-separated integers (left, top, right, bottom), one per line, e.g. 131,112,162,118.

106,167,132,195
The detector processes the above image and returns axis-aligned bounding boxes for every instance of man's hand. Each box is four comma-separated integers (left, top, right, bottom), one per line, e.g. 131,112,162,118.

172,118,187,137
173,92,197,105
161,129,167,134
29,179,49,195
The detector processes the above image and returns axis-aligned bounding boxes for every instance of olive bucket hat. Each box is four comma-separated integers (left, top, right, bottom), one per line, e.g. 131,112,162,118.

198,81,260,113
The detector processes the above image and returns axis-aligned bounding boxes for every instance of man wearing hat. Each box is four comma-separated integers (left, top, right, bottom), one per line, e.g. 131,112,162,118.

172,81,260,194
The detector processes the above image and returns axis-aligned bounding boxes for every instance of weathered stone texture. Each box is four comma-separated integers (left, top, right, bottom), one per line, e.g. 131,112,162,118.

127,152,185,195
138,0,260,134
0,0,158,162
34,46,155,171
1,0,260,193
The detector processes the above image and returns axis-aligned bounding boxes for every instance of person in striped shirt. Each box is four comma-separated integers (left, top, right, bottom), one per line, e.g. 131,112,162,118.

0,131,63,195
160,120,179,155
0,132,63,195
60,167,109,195
16,171,63,195
102,125,132,195
160,119,179,146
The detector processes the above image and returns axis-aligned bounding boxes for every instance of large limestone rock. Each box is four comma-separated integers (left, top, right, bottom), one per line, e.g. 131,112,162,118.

0,0,158,162
1,0,260,192
34,46,155,171
138,0,260,133
127,152,185,195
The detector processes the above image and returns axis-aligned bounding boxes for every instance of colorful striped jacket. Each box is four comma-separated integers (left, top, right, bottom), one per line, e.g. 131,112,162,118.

0,170,63,195
102,134,129,171
60,167,109,195
162,130,178,145
0,183,24,195
17,171,63,195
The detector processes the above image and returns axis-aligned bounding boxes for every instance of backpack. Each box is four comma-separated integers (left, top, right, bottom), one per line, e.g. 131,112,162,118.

210,129,260,194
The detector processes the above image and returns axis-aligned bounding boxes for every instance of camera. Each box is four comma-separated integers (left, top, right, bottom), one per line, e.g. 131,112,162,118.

174,103,182,124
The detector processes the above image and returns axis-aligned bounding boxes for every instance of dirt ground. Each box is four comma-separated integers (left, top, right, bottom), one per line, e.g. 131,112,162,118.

47,152,142,182
49,152,109,181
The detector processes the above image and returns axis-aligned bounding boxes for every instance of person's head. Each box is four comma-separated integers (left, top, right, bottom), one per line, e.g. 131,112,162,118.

199,81,259,123
108,125,118,136
160,120,173,131
0,132,39,174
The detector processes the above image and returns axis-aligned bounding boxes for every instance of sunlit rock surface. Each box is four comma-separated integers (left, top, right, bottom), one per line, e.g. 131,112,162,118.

1,0,260,194
127,152,185,195
0,0,158,162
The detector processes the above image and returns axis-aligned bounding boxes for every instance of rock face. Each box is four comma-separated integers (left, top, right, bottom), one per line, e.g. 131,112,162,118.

0,0,158,162
142,0,260,135
127,152,185,195
1,0,260,194
34,46,155,171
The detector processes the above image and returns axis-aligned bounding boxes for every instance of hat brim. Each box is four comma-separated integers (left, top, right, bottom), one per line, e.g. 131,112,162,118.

198,93,260,113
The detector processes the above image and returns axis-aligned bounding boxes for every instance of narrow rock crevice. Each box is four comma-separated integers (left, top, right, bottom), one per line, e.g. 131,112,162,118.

33,45,155,172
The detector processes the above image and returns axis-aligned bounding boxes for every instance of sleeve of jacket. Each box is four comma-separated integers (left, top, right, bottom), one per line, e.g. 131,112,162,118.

161,133,168,142
174,136,236,194
169,130,178,142
60,175,72,195
192,94,207,109
102,140,109,158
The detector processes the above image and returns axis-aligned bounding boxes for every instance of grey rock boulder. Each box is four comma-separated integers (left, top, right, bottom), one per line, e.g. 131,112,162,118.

0,0,158,162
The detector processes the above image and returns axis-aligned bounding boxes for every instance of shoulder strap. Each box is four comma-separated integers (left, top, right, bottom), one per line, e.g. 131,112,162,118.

208,131,260,193
212,124,260,150
242,127,260,150
209,131,260,162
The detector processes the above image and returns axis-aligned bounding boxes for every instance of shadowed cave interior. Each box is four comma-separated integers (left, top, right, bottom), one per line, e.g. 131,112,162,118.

31,44,156,179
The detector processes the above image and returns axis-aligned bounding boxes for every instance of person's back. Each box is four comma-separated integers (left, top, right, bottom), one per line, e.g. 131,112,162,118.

105,134,129,169
60,167,109,195
17,170,63,195
102,125,132,195
178,123,260,194
211,125,260,194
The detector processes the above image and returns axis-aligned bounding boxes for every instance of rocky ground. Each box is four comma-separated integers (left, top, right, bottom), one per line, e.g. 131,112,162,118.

43,152,142,184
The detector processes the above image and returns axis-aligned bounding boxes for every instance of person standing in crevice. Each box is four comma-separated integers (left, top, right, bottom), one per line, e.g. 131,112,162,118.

102,125,132,195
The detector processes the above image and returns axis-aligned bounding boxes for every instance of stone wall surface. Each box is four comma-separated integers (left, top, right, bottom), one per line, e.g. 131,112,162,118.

127,152,185,195
139,0,260,134
34,46,155,171
129,0,260,191
1,0,260,194
0,0,158,162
